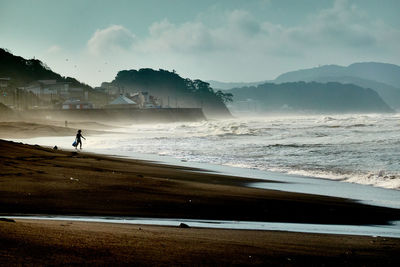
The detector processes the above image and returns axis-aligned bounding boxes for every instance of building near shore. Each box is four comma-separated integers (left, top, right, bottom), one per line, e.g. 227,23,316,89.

23,80,68,96
99,82,120,95
0,78,11,104
62,99,93,109
129,92,147,108
129,92,161,108
22,80,87,103
105,94,139,109
0,78,10,88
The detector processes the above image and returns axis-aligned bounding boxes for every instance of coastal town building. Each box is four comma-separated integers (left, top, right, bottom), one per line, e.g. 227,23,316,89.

21,80,88,103
129,92,160,108
99,82,120,95
105,94,138,109
0,77,10,88
62,99,93,109
129,92,146,108
23,80,68,96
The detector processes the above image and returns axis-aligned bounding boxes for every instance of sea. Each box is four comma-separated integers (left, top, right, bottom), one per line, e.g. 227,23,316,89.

85,113,400,190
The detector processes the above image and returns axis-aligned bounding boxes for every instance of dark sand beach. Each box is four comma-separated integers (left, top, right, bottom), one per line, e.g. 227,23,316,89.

1,219,400,266
1,124,400,265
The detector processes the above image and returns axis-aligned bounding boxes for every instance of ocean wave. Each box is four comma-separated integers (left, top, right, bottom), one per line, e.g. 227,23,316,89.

222,161,400,190
265,143,325,148
282,169,400,190
314,123,376,129
110,113,400,191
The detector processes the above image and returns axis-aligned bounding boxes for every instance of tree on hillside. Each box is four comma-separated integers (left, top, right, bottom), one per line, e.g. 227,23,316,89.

215,90,233,103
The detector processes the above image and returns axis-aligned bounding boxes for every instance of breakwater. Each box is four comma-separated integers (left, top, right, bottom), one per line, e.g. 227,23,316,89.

22,108,206,123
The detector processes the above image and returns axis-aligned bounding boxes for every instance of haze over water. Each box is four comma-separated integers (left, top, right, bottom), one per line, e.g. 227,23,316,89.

88,113,400,190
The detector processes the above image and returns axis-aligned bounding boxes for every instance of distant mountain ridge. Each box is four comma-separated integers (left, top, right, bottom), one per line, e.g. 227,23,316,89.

275,62,400,88
299,75,400,110
226,81,393,114
273,62,400,110
210,62,400,110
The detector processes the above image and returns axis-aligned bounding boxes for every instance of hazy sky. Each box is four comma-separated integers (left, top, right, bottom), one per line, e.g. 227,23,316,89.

1,0,399,87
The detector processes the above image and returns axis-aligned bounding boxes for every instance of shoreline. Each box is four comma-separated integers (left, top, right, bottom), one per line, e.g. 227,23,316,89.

1,139,400,225
3,215,400,238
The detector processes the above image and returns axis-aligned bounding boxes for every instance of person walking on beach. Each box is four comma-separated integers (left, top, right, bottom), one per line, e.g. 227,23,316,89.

74,129,86,150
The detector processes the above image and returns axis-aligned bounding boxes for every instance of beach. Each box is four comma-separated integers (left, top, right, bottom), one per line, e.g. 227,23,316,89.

1,121,400,265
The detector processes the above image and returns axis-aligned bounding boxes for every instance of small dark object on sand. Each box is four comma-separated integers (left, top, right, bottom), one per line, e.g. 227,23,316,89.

53,145,58,150
0,218,16,223
179,223,190,228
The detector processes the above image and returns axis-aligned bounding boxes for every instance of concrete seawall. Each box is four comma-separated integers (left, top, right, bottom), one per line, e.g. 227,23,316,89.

22,108,207,123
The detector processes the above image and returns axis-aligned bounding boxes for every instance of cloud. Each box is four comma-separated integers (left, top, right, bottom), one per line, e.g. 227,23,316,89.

299,0,377,47
134,0,398,59
46,45,62,54
82,0,400,84
87,25,135,55
226,10,261,36
135,19,216,53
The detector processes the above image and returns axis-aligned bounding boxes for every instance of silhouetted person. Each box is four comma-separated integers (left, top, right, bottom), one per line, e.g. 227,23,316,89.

75,129,86,150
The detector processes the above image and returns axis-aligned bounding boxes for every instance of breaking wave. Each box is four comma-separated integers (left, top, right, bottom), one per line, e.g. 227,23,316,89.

92,113,400,190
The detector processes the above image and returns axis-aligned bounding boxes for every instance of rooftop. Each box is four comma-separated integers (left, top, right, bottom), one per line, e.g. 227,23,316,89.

109,95,137,105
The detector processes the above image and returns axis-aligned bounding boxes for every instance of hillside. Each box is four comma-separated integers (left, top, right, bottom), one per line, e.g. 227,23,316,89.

109,69,232,118
274,62,400,109
0,48,92,90
306,76,400,110
227,82,393,114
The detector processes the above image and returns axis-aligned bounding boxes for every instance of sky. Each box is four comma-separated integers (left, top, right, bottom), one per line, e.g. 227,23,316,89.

1,0,400,87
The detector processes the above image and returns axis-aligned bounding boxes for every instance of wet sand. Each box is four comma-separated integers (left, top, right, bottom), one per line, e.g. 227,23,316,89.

1,136,400,265
1,219,399,266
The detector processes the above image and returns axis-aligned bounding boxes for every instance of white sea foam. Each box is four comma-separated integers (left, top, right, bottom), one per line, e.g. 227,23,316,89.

66,113,400,190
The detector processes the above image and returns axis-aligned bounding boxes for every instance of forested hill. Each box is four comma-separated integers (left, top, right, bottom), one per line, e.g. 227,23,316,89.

0,48,92,90
227,81,393,114
110,68,232,117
